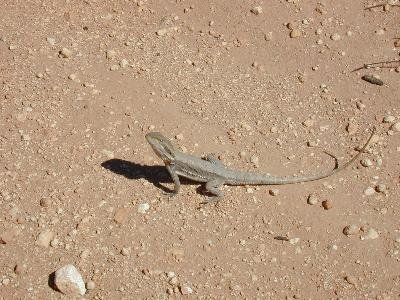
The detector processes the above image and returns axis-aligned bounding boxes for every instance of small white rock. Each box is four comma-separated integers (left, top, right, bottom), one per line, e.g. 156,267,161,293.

363,187,375,196
343,224,359,236
330,33,341,41
36,229,54,247
86,280,96,290
269,189,279,196
59,48,73,58
360,158,372,167
250,6,262,15
307,193,318,205
138,203,150,214
54,264,86,296
383,115,395,123
390,122,400,132
361,228,379,240
179,284,193,295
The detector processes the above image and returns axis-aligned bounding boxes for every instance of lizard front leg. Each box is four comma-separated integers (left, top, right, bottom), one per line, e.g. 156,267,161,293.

166,164,180,195
205,178,224,198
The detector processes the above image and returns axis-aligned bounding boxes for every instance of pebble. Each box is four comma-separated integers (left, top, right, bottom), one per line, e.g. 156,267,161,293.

394,39,400,47
322,199,333,210
121,247,131,256
264,32,273,41
59,48,73,58
307,194,318,205
250,6,262,15
250,155,259,165
35,229,54,247
390,122,400,132
364,187,375,196
361,228,379,240
2,278,10,285
330,33,341,41
106,49,116,59
47,37,56,45
360,158,372,167
346,122,358,135
0,228,19,244
343,224,359,236
375,29,385,35
179,284,193,295
54,264,86,296
383,115,395,123
175,133,183,140
113,207,130,224
119,59,129,68
269,189,279,196
375,184,387,193
137,203,150,214
86,280,96,290
68,73,77,81
345,275,357,285
361,74,383,86
302,118,315,127
290,29,302,38
40,198,51,207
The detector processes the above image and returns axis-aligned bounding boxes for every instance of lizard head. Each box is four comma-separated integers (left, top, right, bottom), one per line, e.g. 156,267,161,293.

145,132,176,163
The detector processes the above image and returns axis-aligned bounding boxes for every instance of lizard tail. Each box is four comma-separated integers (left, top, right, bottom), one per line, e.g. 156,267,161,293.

264,127,376,185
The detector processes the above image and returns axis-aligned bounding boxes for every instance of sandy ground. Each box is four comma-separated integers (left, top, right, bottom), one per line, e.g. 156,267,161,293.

1,0,400,299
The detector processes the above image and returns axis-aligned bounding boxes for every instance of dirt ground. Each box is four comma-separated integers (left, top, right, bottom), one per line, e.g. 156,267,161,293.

1,0,400,299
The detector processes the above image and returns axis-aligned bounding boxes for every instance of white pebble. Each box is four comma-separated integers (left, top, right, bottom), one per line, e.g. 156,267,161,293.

330,33,341,41
138,203,150,214
59,48,73,58
343,224,359,236
307,193,318,205
361,228,379,240
390,122,400,132
383,115,395,123
363,187,375,196
86,280,96,290
35,229,54,247
54,264,86,296
179,284,193,295
360,158,372,167
250,6,262,15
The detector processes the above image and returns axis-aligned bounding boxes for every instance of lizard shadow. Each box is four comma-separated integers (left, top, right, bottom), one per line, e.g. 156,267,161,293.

101,158,197,194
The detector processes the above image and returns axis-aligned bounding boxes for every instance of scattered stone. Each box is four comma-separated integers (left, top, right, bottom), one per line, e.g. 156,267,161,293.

9,45,17,50
330,33,341,41
394,39,400,48
138,203,150,214
35,229,54,247
264,32,273,41
0,228,20,244
302,118,315,127
2,278,10,285
345,275,357,285
289,238,300,245
383,115,395,123
361,74,383,86
40,198,51,207
175,133,183,140
106,49,116,59
269,189,279,196
179,284,193,295
54,264,86,296
250,155,259,166
59,48,73,58
156,28,168,36
346,122,358,135
110,65,119,71
290,29,302,38
390,122,400,132
86,280,96,290
375,184,387,193
114,208,130,224
250,6,262,15
68,73,77,81
121,247,131,256
47,37,56,45
360,158,372,167
343,224,359,236
375,29,385,35
364,187,375,196
322,199,333,210
14,264,25,275
361,228,379,240
119,59,129,68
307,193,318,205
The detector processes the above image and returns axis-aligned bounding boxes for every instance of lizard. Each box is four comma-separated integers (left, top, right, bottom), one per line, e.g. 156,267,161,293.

145,128,375,199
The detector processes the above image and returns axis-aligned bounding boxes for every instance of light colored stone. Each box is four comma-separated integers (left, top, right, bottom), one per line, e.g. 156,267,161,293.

290,29,302,38
250,6,262,15
307,194,318,205
330,33,341,41
364,187,375,196
59,48,73,58
54,264,86,296
390,122,400,132
36,229,54,247
179,284,193,295
361,228,379,240
138,203,150,214
114,208,130,224
343,224,359,236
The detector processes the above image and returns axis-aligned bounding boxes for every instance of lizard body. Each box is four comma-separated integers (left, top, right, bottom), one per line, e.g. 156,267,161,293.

145,129,374,198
